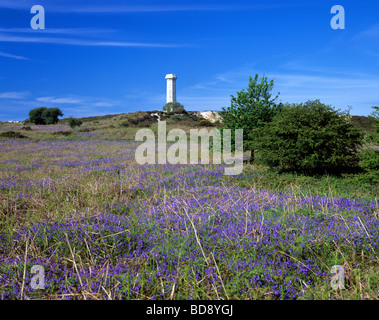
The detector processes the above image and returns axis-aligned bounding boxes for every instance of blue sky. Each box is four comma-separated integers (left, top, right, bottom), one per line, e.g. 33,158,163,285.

0,0,378,121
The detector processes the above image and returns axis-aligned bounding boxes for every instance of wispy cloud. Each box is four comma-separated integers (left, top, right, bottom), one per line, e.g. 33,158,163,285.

92,101,116,107
0,33,183,48
183,62,379,115
35,95,118,109
280,60,369,78
36,97,84,104
0,92,120,120
189,64,256,91
350,24,379,57
353,24,379,40
0,91,29,99
0,51,29,60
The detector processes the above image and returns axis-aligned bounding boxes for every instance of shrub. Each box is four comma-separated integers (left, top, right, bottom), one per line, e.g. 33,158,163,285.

359,149,379,172
251,100,364,174
29,107,47,125
29,107,63,125
120,112,155,127
169,114,183,122
357,106,379,182
134,120,151,128
0,131,27,139
220,74,282,162
198,119,214,127
163,102,185,113
67,117,83,129
44,108,64,125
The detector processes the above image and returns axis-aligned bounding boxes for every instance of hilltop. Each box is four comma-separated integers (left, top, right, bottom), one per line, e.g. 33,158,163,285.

0,109,223,141
0,110,374,142
57,110,222,125
0,109,374,132
55,110,372,132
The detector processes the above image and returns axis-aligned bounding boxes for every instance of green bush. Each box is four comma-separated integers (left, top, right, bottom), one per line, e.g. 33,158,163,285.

67,117,83,129
198,119,214,127
357,106,379,182
220,74,282,162
119,112,155,128
29,107,63,125
359,148,379,171
251,100,364,174
354,149,379,184
28,107,46,124
0,131,27,139
169,114,183,122
163,102,185,113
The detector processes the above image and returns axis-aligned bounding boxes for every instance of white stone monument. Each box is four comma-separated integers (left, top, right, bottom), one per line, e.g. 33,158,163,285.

165,74,177,104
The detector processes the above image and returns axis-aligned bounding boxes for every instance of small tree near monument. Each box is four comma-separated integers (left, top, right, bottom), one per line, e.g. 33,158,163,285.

220,74,282,163
163,102,185,113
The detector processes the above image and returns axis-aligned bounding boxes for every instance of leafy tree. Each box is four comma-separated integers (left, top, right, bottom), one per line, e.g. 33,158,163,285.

67,117,83,129
220,74,282,162
28,107,48,125
44,107,64,125
163,102,185,113
251,100,364,174
28,107,63,125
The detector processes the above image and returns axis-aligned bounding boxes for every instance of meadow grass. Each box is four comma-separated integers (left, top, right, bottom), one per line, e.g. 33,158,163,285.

0,122,377,300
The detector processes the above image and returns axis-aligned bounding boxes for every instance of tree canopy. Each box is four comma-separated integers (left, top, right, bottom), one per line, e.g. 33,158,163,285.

163,102,185,113
28,107,63,125
250,100,364,174
220,74,282,162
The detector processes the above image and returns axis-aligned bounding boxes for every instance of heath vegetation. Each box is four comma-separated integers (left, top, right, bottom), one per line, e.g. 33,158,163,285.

0,77,377,300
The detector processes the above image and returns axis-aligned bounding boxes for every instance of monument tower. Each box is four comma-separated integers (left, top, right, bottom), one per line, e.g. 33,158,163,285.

165,74,177,104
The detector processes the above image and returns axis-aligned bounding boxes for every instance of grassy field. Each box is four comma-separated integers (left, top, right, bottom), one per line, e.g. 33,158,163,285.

0,118,378,300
